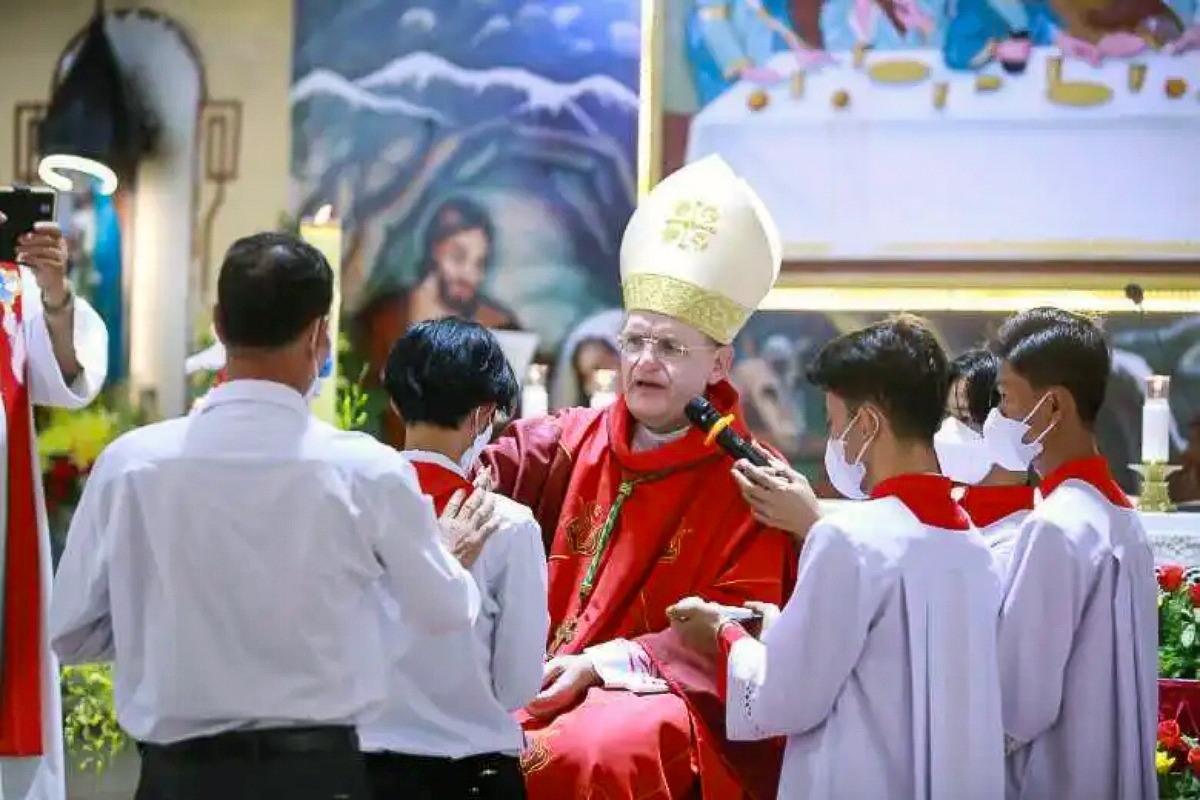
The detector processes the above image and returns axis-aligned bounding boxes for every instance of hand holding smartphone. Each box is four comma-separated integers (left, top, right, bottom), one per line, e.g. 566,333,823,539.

0,187,58,263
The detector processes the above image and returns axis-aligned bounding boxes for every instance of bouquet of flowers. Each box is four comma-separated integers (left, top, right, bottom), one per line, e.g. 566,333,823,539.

1157,564,1200,798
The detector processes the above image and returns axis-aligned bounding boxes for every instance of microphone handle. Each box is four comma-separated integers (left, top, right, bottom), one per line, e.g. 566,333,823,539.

716,429,771,467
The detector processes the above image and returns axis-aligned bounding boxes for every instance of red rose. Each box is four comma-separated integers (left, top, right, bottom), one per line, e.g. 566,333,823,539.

1189,583,1200,609
1160,564,1186,593
1189,747,1200,777
1161,719,1184,751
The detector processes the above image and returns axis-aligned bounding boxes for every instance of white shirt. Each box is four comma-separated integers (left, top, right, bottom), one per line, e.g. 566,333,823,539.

999,478,1157,800
358,451,548,758
725,498,1006,800
48,380,480,745
982,510,1031,577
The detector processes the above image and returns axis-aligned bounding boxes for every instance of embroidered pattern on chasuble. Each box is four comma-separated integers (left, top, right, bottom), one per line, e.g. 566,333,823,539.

563,502,606,556
0,264,43,757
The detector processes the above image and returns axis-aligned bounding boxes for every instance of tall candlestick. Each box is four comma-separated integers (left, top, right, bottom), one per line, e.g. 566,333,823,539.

1141,375,1171,463
299,205,341,425
523,364,549,419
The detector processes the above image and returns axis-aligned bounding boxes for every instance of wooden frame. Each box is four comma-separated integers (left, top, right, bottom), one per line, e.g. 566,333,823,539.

635,0,1200,310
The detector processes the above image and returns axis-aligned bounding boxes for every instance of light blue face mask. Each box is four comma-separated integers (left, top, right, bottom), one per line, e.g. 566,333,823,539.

304,349,334,404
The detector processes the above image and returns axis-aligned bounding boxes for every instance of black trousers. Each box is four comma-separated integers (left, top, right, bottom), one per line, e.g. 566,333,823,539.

135,726,370,800
364,750,526,800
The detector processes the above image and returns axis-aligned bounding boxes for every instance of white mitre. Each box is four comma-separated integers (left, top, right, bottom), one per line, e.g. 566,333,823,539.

619,155,782,344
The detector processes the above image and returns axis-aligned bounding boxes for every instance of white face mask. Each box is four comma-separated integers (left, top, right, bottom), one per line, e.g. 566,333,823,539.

824,409,876,500
458,411,493,472
934,417,994,485
982,394,1056,472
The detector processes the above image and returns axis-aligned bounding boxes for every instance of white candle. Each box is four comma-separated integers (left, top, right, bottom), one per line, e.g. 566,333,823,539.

589,369,617,409
1142,399,1171,463
589,390,616,409
522,364,549,418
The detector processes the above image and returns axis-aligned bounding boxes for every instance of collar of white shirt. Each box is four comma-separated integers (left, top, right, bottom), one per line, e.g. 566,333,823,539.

201,379,309,416
404,449,466,478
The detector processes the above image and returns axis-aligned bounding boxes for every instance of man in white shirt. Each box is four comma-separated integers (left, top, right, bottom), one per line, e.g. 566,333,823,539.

986,308,1156,800
669,316,1006,800
361,317,548,800
49,232,486,800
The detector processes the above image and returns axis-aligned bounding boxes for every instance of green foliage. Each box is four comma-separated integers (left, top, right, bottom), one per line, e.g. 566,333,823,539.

60,664,126,773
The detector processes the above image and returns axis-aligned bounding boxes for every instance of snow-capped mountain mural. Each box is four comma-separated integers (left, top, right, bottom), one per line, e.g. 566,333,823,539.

291,0,639,419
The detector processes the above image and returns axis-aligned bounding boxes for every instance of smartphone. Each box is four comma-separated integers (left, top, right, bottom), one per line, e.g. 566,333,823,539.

0,187,57,263
719,606,765,638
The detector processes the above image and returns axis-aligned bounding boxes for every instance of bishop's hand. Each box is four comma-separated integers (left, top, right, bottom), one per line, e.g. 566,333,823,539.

525,655,599,719
438,487,501,569
666,596,725,655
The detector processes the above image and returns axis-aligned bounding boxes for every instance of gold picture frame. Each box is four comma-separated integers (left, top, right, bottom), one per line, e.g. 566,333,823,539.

635,0,1200,312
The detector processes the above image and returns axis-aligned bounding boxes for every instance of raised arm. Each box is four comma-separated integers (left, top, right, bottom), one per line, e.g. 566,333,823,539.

489,513,550,711
22,265,108,408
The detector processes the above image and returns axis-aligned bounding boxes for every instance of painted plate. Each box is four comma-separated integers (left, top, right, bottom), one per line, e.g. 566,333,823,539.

1047,80,1113,107
867,59,930,85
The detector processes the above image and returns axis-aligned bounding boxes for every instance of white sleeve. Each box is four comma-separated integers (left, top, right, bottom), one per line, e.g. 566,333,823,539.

371,464,481,635
727,522,871,740
490,515,550,711
49,455,115,664
22,268,108,408
997,517,1086,746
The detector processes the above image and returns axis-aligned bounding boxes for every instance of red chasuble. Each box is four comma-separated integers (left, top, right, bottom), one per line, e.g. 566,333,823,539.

480,381,796,800
0,263,44,755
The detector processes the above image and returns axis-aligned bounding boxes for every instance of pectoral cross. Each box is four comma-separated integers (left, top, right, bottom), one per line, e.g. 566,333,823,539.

548,615,578,655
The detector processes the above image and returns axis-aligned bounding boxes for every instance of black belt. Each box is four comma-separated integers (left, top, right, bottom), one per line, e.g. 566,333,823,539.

139,725,358,761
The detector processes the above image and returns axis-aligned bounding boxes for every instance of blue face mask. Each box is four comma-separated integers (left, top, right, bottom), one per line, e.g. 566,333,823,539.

305,348,334,404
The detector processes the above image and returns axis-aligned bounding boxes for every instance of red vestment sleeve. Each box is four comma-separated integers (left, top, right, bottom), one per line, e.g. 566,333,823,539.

478,411,587,553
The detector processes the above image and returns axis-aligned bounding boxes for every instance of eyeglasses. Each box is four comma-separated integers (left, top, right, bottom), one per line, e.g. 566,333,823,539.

617,333,713,362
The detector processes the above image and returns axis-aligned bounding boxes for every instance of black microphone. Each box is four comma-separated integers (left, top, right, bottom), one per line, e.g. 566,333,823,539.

684,396,770,467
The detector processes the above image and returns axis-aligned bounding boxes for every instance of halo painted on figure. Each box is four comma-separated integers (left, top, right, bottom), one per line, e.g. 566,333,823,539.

37,154,120,196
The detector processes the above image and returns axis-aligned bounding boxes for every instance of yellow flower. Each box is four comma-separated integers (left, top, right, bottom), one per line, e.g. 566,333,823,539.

1158,747,1173,775
37,407,119,471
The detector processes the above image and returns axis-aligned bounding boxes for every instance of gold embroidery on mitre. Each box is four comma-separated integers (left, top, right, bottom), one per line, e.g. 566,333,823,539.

622,273,750,344
564,502,606,556
662,200,720,252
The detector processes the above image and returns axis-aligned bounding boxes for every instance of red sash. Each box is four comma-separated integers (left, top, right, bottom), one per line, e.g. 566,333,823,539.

0,262,44,755
411,460,472,515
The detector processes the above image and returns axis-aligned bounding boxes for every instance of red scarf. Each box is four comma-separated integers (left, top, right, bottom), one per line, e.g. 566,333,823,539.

870,473,971,530
410,459,472,515
0,263,43,755
1040,455,1132,508
960,485,1036,528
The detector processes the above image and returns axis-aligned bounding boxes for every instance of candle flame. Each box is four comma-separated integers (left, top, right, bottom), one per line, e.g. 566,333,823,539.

313,205,334,225
1147,375,1170,400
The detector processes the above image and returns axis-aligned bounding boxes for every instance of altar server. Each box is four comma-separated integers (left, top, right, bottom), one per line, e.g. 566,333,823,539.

49,233,483,800
936,348,1035,572
361,317,547,800
670,315,1006,800
987,307,1156,800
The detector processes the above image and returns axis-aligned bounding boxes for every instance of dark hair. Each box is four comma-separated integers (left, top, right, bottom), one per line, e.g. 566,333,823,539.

215,232,333,348
383,317,518,428
948,349,1001,427
994,307,1109,425
806,314,949,442
419,197,494,278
